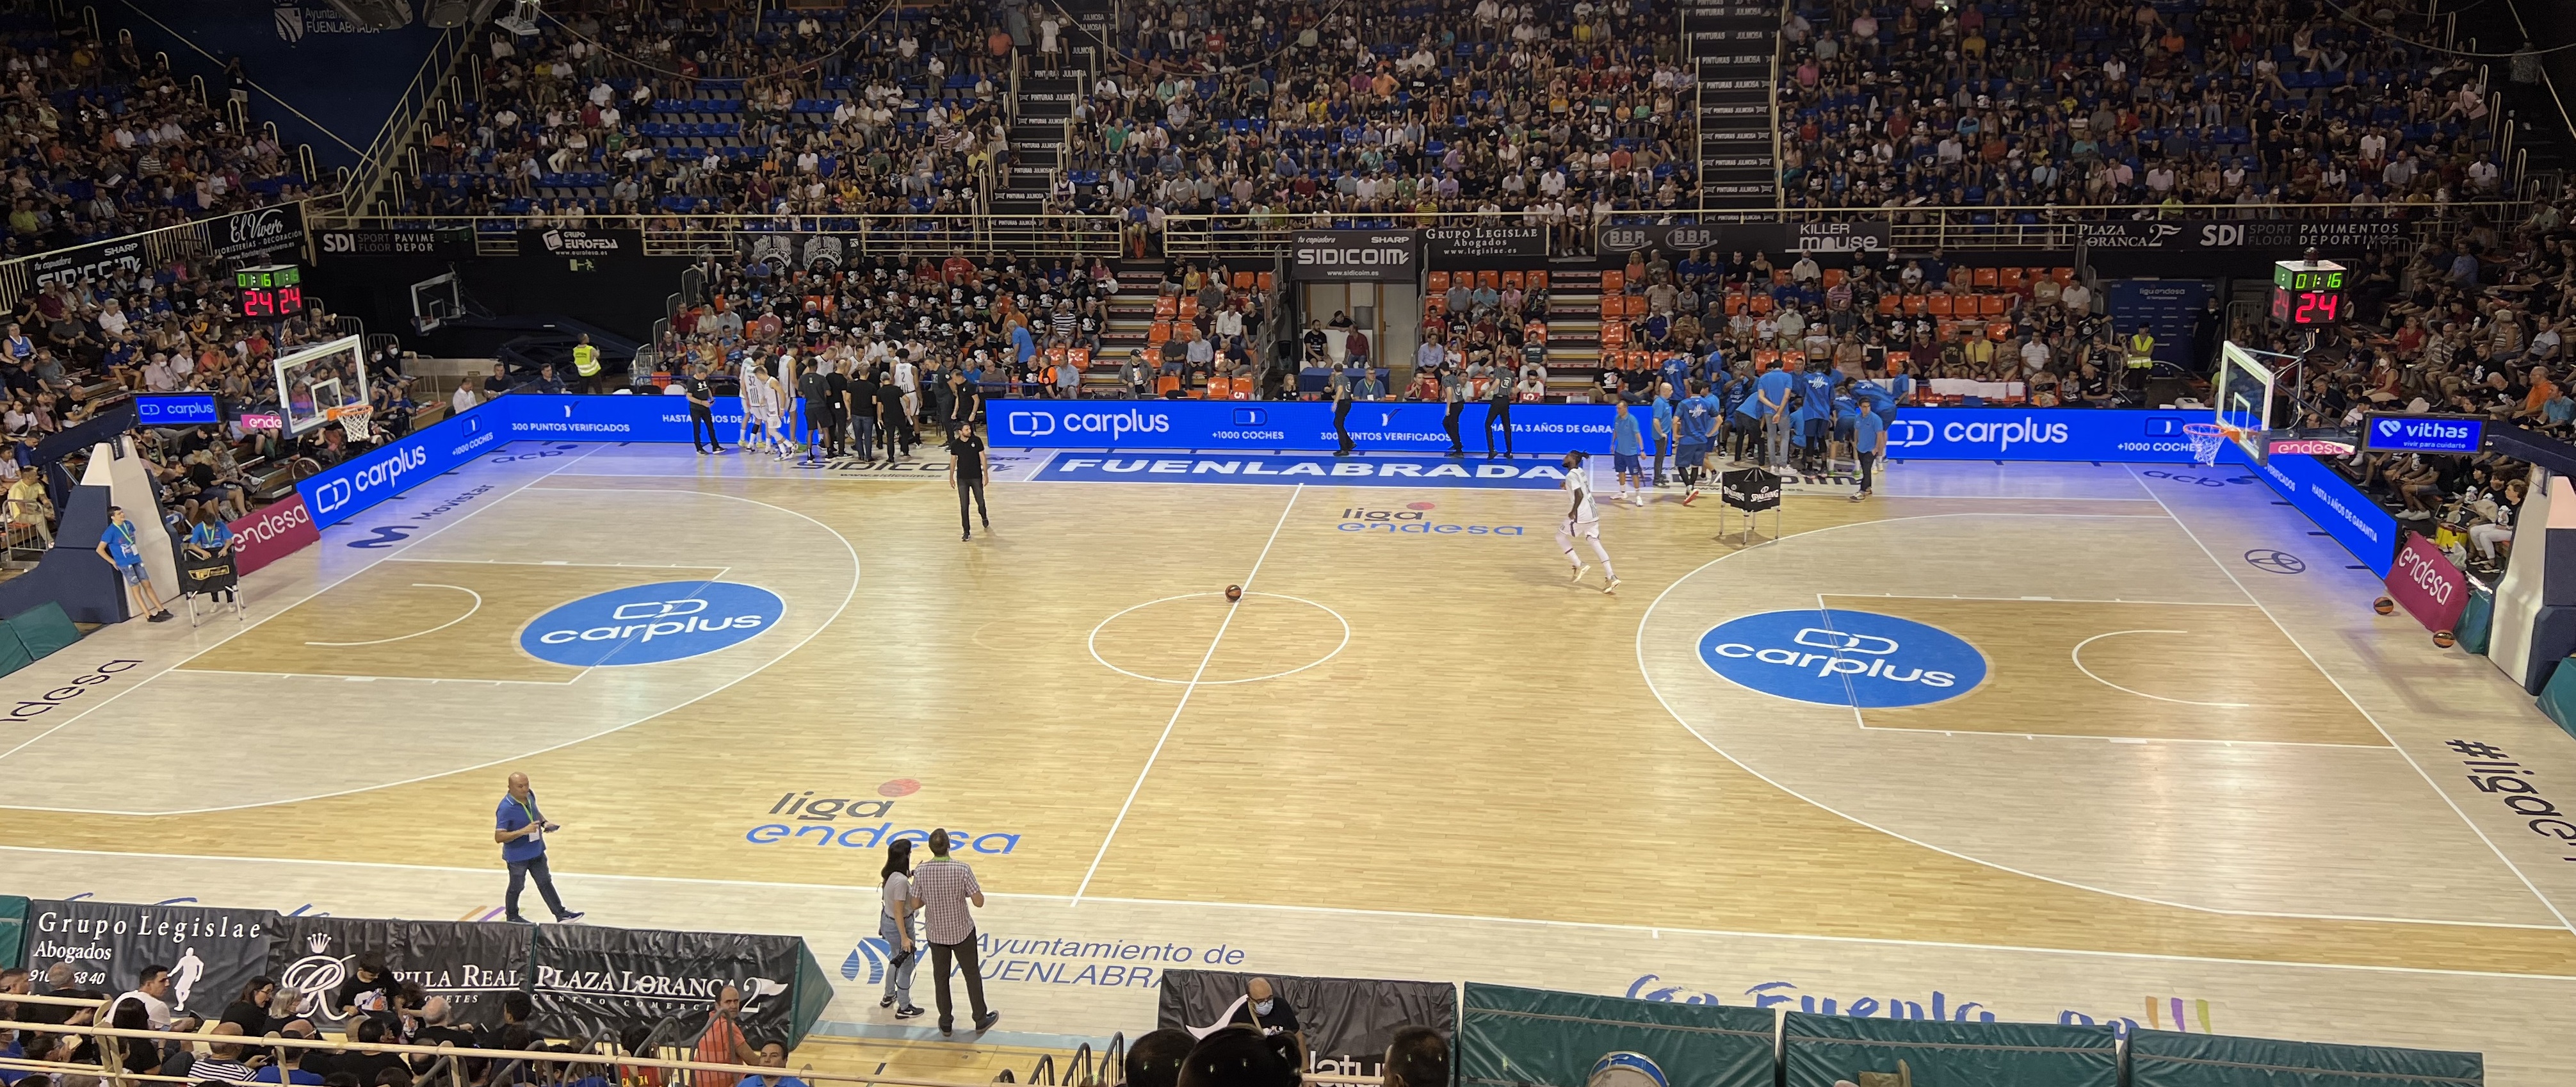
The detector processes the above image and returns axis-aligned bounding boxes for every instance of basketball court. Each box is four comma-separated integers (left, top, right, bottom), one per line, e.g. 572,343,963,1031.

4,440,2574,1084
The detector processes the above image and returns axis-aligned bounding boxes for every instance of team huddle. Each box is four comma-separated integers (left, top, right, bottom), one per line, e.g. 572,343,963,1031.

1556,356,1912,594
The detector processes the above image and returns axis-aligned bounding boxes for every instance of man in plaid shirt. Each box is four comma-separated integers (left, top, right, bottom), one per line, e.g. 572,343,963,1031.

909,830,1001,1035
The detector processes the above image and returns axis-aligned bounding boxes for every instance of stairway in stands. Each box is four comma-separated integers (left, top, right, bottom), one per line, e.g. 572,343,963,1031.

996,0,1113,222
1686,1,1781,209
1540,269,1607,396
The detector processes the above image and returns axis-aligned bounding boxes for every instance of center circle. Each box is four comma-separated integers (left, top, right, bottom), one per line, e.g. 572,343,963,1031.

1696,609,1987,708
1089,593,1350,685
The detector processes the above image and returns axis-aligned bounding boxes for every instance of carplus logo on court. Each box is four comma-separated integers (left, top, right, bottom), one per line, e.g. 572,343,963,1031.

1003,409,1171,439
1697,610,1986,707
519,581,784,666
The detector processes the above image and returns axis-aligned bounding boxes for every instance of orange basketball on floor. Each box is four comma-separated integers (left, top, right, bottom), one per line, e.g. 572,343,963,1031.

1225,585,1243,601
2434,630,2457,649
2373,596,2396,615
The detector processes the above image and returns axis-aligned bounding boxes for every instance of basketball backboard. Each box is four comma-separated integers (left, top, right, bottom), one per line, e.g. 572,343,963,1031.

2214,341,2276,463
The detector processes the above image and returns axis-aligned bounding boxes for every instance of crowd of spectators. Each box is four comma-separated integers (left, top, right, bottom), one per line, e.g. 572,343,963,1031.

409,0,1017,227
646,252,1281,429
0,4,313,261
1058,0,1700,249
1774,0,2506,217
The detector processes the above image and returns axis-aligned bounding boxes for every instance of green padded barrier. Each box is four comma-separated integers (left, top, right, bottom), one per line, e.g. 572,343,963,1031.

0,623,32,680
788,937,833,1047
1782,1012,2117,1087
1459,983,1775,1087
2128,1029,2481,1087
8,601,84,660
2541,658,2576,740
0,895,24,968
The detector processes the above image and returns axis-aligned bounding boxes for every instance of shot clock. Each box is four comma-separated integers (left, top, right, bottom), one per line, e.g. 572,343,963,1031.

236,263,305,318
2269,258,2345,327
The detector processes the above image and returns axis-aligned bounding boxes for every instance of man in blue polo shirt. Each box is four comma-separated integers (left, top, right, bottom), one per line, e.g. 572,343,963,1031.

1649,382,1676,487
93,505,172,623
1852,395,1888,502
496,772,584,924
1752,359,1795,469
1611,398,1645,505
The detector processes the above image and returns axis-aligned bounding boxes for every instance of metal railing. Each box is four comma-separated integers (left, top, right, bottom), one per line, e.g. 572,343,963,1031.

345,26,476,215
318,197,2527,266
0,994,1381,1087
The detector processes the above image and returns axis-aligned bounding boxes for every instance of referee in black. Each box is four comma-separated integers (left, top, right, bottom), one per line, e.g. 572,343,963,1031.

1331,364,1355,456
950,420,991,541
682,363,722,454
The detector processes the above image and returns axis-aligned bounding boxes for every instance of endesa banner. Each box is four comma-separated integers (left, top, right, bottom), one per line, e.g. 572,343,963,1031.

2385,531,2470,632
226,494,321,575
2253,452,2399,576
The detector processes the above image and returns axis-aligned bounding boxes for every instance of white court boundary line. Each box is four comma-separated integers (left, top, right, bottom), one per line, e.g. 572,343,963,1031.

1086,591,1350,685
2120,464,2576,938
2070,629,2255,708
6,843,2573,983
1073,484,1304,904
0,444,610,769
304,584,483,647
0,476,861,816
1635,511,2567,931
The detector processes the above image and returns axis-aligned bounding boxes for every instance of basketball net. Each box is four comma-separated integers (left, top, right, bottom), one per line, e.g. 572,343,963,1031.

2181,422,2237,467
333,405,375,443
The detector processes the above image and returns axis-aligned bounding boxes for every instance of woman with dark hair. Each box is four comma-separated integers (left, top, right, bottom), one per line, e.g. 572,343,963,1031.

74,997,165,1076
221,976,279,1037
878,839,923,1018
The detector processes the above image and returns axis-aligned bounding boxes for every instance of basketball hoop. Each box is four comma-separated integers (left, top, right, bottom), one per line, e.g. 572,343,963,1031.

330,404,375,443
2182,421,2234,466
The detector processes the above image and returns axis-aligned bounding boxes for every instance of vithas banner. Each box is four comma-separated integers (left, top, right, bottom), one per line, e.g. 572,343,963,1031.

270,916,532,1031
22,899,279,1020
1159,969,1457,1079
530,924,807,1043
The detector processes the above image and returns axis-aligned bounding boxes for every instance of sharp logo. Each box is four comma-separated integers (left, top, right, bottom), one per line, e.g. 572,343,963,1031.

1004,409,1172,439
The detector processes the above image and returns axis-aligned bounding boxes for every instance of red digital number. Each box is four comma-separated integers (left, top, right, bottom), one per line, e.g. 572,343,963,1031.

275,285,304,315
241,288,271,318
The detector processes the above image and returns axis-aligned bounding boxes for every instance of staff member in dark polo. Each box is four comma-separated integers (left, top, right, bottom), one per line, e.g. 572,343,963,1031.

681,364,722,454
908,830,999,1035
950,421,991,541
495,772,583,924
945,367,983,434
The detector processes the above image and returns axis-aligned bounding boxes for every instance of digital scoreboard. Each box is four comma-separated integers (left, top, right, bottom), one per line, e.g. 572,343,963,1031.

237,263,305,318
2269,258,2346,327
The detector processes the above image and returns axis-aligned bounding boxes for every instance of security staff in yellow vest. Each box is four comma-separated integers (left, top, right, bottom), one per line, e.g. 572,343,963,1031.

571,334,601,393
2123,328,2155,393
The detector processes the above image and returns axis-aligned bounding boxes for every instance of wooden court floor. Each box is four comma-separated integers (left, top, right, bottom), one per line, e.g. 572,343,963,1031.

4,445,2576,1079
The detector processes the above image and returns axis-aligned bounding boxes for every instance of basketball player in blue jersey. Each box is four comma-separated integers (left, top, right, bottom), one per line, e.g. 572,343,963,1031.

1794,363,1840,474
1649,383,1676,489
1829,383,1861,475
1751,359,1795,469
1675,379,1719,505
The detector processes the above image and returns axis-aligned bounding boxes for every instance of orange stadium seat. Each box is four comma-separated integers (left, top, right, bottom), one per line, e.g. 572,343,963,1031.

1153,296,1176,319
1428,271,1451,293
1148,321,1172,345
1156,374,1181,396
1877,293,1900,316
1233,272,1253,290
1904,294,1930,316
1601,270,1624,293
1980,294,2008,316
1526,320,1548,345
2000,267,2026,293
1070,347,1092,368
1478,270,1500,290
1527,271,1548,290
1927,294,1955,317
1822,268,1845,289
1601,323,1629,347
1502,271,1524,291
2051,267,2075,284
1725,289,1748,315
1973,268,1999,289
1178,296,1199,320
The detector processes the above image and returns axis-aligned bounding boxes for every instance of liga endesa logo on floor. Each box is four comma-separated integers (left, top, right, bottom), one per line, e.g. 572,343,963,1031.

743,788,1022,854
519,581,784,666
1697,610,1988,707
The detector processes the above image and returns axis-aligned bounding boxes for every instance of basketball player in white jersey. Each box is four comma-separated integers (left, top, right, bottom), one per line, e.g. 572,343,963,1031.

738,355,771,452
760,363,792,459
1557,450,1617,594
